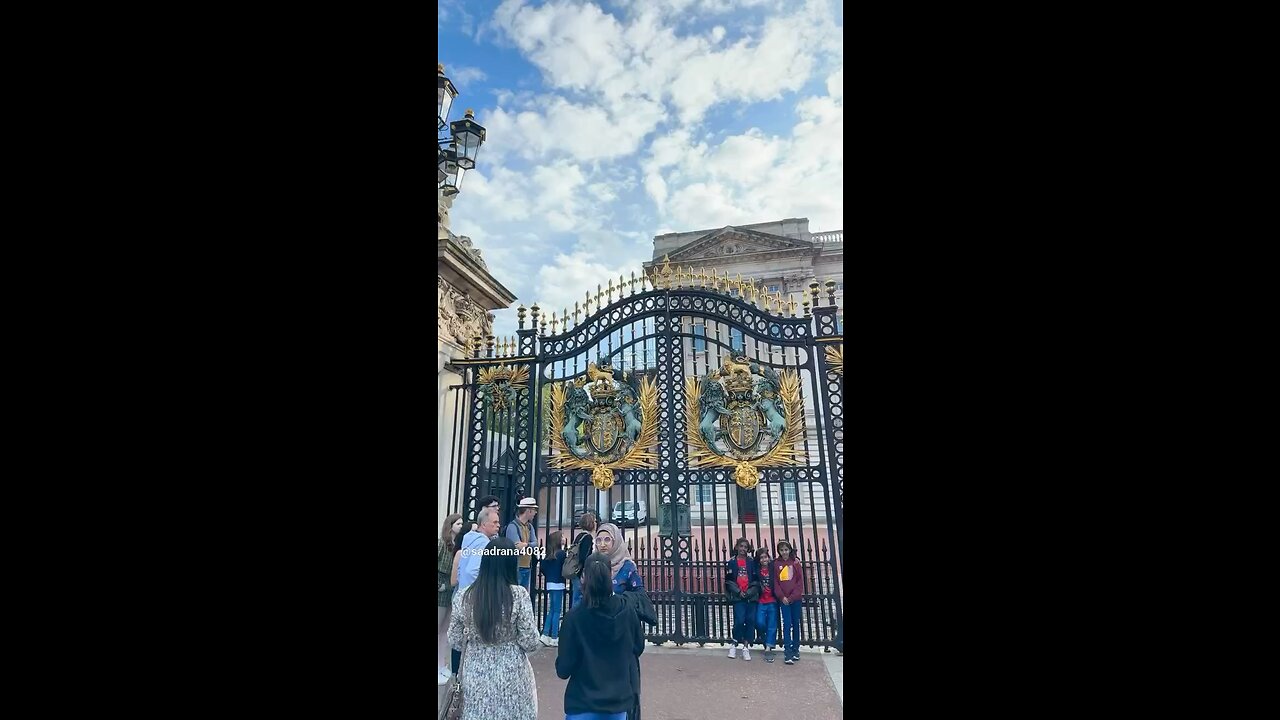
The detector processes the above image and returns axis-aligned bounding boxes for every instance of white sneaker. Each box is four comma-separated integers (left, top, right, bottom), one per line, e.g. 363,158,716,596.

727,644,737,659
540,635,552,646
742,647,751,661
551,637,559,646
437,667,451,685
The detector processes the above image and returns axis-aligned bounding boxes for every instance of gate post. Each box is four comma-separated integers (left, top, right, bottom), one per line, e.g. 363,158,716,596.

810,283,845,591
657,289,688,644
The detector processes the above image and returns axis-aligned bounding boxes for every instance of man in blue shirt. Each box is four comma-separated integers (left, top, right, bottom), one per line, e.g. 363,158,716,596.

457,507,501,591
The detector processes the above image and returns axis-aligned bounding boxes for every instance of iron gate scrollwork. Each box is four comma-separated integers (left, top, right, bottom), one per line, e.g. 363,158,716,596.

448,265,845,650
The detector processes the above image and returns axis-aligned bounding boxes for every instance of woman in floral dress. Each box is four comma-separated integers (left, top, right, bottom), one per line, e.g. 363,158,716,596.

448,536,541,720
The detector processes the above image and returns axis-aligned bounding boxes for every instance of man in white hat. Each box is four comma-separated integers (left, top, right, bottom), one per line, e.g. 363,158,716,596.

504,496,539,594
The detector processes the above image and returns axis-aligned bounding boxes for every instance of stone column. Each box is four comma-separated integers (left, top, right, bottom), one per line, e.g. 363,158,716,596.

438,235,516,528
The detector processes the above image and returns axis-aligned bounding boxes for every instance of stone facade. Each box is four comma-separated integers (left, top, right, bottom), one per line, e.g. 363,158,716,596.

646,218,844,310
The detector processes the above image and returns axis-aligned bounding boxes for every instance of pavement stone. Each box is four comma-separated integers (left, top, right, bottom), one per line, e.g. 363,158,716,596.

534,644,841,720
439,644,843,720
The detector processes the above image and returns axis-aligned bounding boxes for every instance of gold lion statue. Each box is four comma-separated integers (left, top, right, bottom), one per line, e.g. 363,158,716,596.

587,361,615,384
721,356,752,379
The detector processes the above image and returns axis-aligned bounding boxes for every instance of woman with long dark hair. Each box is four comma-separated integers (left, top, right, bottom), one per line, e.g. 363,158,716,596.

556,552,644,720
447,537,541,720
438,513,463,684
448,521,474,677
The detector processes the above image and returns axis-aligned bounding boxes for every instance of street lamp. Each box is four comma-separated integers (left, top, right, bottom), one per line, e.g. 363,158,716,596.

438,62,487,198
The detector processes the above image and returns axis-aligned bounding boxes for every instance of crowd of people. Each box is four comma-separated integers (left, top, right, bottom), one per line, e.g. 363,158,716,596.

436,496,840,720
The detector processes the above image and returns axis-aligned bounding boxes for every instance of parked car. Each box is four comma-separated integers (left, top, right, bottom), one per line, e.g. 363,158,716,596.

612,501,648,527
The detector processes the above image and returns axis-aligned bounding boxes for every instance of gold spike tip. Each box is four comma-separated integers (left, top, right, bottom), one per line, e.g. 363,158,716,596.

465,108,475,118
438,62,445,73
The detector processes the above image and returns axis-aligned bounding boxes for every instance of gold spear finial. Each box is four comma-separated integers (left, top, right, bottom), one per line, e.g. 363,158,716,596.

630,270,637,294
574,302,580,324
550,311,559,333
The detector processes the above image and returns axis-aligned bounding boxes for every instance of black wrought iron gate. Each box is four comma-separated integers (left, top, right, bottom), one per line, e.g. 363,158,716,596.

447,266,844,649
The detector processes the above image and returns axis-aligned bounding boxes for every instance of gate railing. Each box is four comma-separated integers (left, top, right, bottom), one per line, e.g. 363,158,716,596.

447,267,844,649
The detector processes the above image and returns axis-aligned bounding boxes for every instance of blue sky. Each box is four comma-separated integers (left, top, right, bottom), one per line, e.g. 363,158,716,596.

439,0,843,341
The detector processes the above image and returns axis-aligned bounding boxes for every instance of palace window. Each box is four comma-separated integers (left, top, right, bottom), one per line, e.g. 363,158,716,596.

783,483,798,503
693,323,706,352
767,284,779,293
696,485,714,503
729,328,744,351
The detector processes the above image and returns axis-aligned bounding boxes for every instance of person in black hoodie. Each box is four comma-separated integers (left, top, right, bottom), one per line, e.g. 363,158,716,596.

556,552,645,720
724,537,760,661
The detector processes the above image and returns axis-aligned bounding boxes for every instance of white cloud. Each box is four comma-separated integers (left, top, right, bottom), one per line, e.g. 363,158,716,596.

826,68,842,100
447,65,488,90
533,250,644,321
480,96,661,164
492,0,841,127
647,69,843,232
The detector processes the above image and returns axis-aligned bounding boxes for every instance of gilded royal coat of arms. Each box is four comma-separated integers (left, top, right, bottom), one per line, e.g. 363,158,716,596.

685,353,804,489
547,358,658,490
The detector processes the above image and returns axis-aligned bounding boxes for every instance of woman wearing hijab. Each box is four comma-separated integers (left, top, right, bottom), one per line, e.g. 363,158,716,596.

556,552,645,720
594,523,643,595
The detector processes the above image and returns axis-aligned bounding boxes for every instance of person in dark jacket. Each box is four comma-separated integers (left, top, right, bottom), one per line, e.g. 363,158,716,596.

540,530,568,646
724,537,760,660
773,539,805,664
569,512,596,609
556,552,645,720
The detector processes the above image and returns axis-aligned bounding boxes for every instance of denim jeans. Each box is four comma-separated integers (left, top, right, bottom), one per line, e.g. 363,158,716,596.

570,576,582,608
755,602,778,648
518,567,531,593
565,713,626,720
732,600,757,644
778,601,802,657
543,588,564,638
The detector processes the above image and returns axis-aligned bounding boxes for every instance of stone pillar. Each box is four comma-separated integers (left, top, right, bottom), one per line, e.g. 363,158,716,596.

438,234,516,528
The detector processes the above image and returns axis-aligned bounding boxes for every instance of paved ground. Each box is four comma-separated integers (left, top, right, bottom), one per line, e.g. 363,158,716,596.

440,643,843,720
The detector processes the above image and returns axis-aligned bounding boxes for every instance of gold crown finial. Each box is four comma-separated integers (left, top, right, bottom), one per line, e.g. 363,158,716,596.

465,108,475,118
438,62,445,73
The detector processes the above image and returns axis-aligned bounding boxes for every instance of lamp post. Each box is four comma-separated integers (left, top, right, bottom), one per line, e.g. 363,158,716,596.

438,62,487,216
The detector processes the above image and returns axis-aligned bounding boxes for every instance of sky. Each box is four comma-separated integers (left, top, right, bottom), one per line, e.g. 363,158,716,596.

439,0,843,342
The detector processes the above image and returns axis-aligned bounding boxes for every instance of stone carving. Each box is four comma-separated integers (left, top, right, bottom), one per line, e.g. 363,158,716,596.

438,277,494,347
457,236,487,269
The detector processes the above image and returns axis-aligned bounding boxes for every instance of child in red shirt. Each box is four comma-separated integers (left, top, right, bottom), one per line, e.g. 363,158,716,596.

754,547,780,662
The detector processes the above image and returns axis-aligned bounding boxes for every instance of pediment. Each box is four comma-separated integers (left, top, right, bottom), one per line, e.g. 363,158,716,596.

667,227,813,261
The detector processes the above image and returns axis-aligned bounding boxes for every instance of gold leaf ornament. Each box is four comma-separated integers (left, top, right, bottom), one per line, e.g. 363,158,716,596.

591,464,615,491
824,345,844,376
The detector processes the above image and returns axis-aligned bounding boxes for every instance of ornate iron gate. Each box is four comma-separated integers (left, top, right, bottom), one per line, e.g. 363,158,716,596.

449,264,844,649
